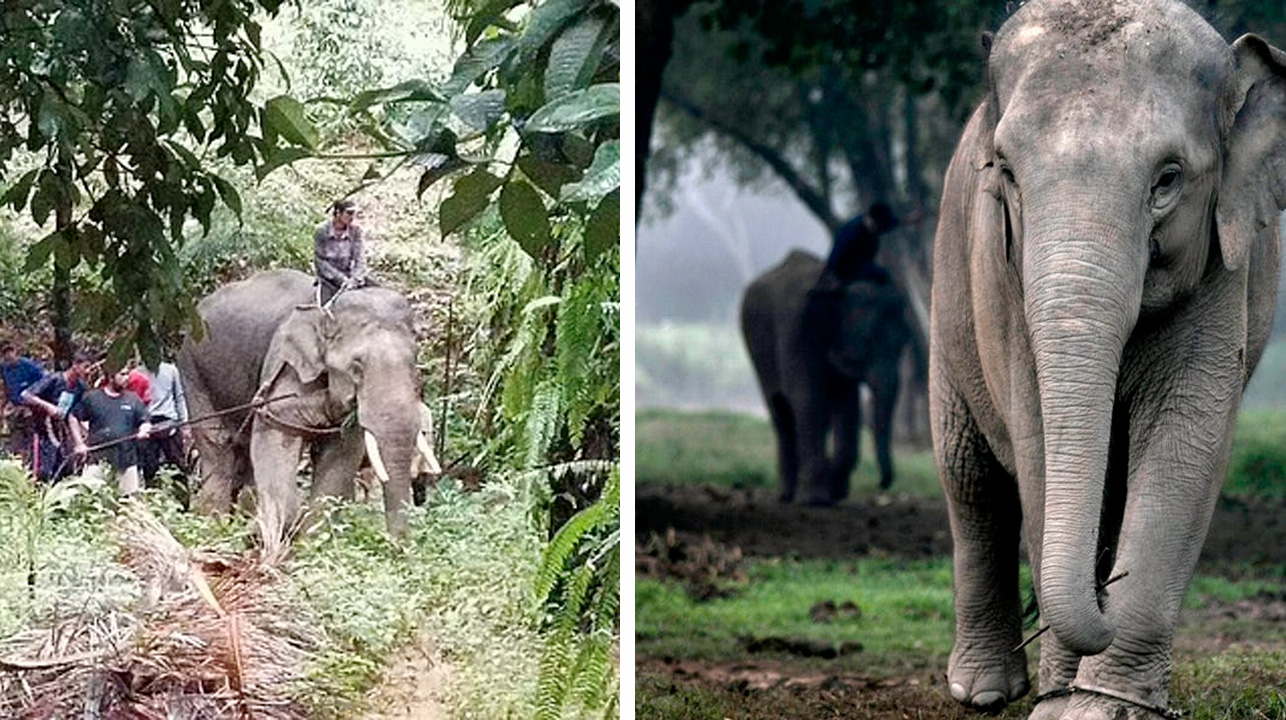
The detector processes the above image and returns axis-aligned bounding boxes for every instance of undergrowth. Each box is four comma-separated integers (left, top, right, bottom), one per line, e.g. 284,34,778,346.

0,460,561,719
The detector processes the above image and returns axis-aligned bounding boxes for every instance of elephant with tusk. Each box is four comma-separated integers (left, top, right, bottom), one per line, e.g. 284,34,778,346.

179,269,430,545
931,1,1286,718
359,402,443,504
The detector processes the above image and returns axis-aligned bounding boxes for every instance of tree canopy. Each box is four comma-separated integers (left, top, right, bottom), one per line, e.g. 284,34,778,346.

0,0,320,365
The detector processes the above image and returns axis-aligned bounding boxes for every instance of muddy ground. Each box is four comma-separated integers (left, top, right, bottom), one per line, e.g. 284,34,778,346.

635,484,1286,719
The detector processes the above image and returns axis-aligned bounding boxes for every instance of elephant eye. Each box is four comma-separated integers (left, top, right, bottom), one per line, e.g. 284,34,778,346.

1151,164,1183,207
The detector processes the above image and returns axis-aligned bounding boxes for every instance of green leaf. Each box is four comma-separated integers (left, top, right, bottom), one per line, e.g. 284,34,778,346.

465,0,523,45
350,79,445,112
255,145,313,181
0,169,39,211
165,140,201,170
500,180,553,258
560,140,619,203
24,230,58,272
519,0,589,60
450,90,507,131
545,15,608,100
210,173,243,219
524,84,619,133
439,169,504,236
417,156,469,199
443,36,518,95
37,92,61,140
517,155,580,199
263,95,319,149
584,189,619,263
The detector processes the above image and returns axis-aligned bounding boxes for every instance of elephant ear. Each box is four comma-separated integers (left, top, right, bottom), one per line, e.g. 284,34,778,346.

263,307,328,388
1217,34,1286,272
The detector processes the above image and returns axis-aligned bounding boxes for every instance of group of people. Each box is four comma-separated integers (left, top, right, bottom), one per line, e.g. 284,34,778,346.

1,343,190,496
0,199,370,498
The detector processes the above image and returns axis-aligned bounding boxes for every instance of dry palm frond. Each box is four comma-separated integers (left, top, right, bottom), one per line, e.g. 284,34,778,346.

0,502,323,719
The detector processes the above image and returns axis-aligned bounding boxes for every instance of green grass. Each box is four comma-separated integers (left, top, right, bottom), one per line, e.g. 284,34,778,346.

635,408,942,498
638,557,1286,716
0,460,550,719
639,557,974,672
638,408,1286,502
1227,409,1286,500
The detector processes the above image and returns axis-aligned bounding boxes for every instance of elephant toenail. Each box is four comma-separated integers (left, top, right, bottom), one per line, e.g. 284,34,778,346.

950,682,968,701
972,690,1006,710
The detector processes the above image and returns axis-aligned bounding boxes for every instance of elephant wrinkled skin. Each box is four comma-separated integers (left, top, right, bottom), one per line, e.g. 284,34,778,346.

741,250,910,505
179,270,427,546
930,1,1286,718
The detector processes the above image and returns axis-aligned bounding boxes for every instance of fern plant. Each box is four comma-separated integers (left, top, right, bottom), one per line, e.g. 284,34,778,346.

533,468,620,720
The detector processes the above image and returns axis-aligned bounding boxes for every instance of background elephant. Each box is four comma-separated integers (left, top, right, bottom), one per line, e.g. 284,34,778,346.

180,269,433,544
930,2,1286,718
740,250,910,505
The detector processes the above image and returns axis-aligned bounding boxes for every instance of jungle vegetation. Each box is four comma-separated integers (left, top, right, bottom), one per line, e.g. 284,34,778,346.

0,0,619,717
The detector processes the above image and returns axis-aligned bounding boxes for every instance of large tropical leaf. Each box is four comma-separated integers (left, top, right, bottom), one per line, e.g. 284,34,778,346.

524,83,619,133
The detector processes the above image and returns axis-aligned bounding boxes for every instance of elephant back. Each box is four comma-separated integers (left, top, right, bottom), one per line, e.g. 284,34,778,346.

182,270,318,414
833,282,910,373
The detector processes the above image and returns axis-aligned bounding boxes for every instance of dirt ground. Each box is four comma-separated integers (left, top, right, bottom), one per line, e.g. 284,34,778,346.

635,484,1286,719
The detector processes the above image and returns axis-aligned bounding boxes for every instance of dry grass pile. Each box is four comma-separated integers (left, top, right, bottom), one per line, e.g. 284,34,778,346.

0,502,322,719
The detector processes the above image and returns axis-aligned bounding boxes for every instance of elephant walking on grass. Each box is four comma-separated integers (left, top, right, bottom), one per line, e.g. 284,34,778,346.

741,250,910,505
930,1,1286,718
179,270,439,547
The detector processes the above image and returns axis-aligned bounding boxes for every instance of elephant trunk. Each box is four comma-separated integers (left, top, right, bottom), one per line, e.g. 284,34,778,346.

359,380,421,537
1024,210,1145,657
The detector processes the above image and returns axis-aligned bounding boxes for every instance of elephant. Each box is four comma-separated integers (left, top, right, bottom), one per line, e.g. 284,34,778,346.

929,1,1286,718
179,269,439,544
740,250,911,505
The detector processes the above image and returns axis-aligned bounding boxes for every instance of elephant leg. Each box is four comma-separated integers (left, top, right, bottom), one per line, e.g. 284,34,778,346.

192,421,239,514
828,380,860,502
867,363,900,490
249,419,305,550
1064,403,1236,718
767,394,800,503
934,373,1029,711
796,391,834,507
311,427,364,501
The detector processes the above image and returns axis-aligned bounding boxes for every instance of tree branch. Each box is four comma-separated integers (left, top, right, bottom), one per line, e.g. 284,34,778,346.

661,87,840,233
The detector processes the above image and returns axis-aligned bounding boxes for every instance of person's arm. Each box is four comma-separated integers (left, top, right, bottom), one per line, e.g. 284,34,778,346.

314,225,349,286
349,225,367,285
68,408,88,455
21,375,59,417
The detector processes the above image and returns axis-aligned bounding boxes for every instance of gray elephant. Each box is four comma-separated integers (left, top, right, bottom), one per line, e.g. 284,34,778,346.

741,250,910,505
179,269,437,544
930,2,1286,718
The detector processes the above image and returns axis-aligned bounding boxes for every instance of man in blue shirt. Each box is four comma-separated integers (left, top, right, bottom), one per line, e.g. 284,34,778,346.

1,341,46,466
22,352,94,481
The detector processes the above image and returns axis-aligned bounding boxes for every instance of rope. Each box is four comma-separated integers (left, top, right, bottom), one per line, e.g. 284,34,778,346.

254,406,343,438
1033,684,1183,719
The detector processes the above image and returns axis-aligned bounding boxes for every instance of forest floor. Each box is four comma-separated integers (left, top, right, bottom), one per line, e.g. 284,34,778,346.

635,484,1286,719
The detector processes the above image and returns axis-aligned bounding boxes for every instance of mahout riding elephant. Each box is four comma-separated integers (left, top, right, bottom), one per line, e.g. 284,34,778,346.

179,269,439,544
930,1,1286,717
740,250,910,505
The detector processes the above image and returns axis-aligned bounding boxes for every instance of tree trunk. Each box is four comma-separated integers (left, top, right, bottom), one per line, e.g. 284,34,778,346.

637,0,683,218
52,191,73,367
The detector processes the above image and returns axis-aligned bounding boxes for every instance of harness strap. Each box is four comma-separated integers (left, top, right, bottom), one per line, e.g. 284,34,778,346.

1034,684,1183,719
254,406,343,438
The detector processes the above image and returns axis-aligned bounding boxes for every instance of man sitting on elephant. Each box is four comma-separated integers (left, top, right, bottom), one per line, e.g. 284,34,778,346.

314,198,367,303
822,201,903,288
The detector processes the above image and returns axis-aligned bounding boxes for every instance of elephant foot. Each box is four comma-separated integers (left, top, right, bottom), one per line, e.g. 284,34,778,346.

878,475,893,491
802,494,840,508
1031,686,1175,720
947,640,1030,712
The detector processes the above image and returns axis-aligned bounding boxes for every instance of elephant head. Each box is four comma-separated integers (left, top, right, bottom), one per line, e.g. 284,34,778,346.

978,1,1286,655
829,283,908,378
258,287,424,538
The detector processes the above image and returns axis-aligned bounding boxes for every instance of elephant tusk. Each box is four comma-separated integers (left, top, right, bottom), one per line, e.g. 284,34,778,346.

416,432,443,475
364,431,391,485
